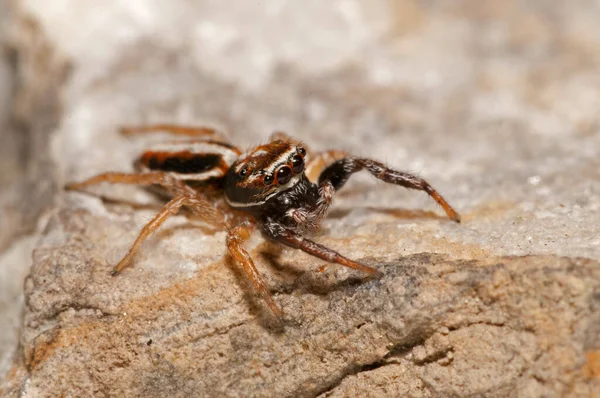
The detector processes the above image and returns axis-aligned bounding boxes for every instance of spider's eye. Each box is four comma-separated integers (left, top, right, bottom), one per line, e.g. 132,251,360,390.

276,166,292,185
297,147,306,156
264,174,274,184
238,167,248,177
291,154,304,174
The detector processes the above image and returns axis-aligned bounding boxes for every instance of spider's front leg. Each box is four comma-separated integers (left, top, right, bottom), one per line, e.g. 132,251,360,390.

318,157,461,223
227,222,283,317
305,150,349,183
261,221,379,275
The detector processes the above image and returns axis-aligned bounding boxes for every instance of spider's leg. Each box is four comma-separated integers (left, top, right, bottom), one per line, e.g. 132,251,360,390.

268,130,313,153
318,158,461,223
268,131,297,142
227,222,282,317
65,171,192,196
120,124,227,141
305,150,349,183
111,192,224,275
262,222,378,275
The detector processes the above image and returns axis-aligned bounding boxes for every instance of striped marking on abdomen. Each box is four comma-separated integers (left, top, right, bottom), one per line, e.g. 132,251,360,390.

136,140,241,181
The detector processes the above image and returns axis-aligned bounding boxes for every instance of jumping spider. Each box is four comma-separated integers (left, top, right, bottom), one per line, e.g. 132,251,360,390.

66,125,460,317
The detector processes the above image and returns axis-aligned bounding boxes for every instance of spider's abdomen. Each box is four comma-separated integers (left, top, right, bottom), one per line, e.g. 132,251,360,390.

136,140,240,182
141,151,223,173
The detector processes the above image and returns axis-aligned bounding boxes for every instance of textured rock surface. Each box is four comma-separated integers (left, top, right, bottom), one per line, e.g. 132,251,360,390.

1,0,600,397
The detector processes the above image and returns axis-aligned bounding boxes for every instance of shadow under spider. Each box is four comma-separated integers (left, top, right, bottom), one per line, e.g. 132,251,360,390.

261,250,378,297
222,240,380,329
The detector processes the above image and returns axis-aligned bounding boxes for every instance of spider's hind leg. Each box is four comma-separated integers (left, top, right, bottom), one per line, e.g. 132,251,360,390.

111,191,224,275
65,171,191,196
120,124,227,141
318,157,461,223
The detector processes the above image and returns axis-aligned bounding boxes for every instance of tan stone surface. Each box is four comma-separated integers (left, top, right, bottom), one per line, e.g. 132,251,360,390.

1,0,600,397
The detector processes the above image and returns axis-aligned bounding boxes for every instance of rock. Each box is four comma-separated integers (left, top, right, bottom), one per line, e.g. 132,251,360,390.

13,229,600,397
1,0,600,397
0,0,70,385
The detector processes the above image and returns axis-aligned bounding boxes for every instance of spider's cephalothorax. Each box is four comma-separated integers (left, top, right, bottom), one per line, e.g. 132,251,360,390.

224,140,309,210
67,125,461,317
224,140,329,233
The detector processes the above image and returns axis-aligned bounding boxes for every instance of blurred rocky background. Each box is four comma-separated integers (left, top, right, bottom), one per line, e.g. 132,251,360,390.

1,0,599,396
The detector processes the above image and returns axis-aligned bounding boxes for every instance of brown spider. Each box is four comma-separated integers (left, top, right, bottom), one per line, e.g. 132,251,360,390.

66,125,460,317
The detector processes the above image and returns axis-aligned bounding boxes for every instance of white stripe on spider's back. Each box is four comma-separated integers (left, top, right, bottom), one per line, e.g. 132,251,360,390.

146,140,241,167
243,146,298,185
136,140,241,181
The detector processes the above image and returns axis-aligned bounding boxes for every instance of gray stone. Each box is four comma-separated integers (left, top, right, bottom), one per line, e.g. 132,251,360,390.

1,0,600,397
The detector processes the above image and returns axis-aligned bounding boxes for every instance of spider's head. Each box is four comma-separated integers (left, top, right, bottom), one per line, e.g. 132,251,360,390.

224,140,307,209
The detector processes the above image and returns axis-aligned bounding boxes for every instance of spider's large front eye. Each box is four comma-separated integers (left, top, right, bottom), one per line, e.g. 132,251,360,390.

276,166,292,185
291,154,304,174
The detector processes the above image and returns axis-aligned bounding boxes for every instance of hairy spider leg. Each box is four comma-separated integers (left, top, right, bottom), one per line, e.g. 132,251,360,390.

110,192,224,275
65,171,224,274
65,171,192,195
268,131,297,143
227,222,283,317
318,158,461,223
262,222,379,275
305,150,349,183
120,124,227,140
